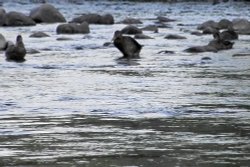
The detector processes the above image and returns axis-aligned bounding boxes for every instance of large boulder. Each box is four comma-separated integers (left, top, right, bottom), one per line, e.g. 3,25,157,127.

56,22,90,34
0,8,6,26
198,19,233,31
100,14,114,24
218,19,233,29
232,18,250,34
71,13,114,25
30,4,66,23
0,33,6,50
71,13,100,24
3,12,36,26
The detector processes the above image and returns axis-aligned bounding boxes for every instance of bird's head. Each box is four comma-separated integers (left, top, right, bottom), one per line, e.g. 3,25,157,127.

16,35,23,43
112,30,122,41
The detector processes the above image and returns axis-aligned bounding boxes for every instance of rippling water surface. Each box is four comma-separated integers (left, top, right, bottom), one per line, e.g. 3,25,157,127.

0,1,250,166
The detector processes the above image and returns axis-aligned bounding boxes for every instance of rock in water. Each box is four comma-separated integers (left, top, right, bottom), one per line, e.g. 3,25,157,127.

71,13,114,25
0,33,6,50
4,12,36,26
30,4,66,23
0,8,6,26
121,25,142,35
30,31,50,38
56,22,90,34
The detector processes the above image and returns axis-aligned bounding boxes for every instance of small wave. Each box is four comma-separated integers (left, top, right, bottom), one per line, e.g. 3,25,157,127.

89,107,181,119
34,65,61,70
56,96,83,101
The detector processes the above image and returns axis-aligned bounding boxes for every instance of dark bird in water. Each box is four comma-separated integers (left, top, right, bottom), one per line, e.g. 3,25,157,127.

220,25,238,41
5,35,26,62
184,32,234,53
208,32,234,50
112,30,142,59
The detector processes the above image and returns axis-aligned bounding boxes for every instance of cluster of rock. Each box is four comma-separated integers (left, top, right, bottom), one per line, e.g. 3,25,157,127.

1,2,250,61
0,2,174,38
197,18,250,35
182,18,250,53
56,13,115,34
0,4,66,26
0,3,116,35
1,2,176,38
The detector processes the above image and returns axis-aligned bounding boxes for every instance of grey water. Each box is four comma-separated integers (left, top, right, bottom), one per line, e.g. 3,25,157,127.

0,1,250,166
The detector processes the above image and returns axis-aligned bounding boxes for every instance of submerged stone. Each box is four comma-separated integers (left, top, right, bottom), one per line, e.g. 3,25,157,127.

120,17,142,24
121,25,142,35
164,34,186,39
30,32,50,38
71,13,114,24
56,22,90,34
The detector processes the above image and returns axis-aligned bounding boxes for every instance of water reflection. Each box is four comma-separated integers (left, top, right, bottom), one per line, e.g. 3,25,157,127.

115,58,141,66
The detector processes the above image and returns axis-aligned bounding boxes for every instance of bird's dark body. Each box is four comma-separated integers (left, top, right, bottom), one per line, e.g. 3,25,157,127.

5,35,26,62
113,31,142,59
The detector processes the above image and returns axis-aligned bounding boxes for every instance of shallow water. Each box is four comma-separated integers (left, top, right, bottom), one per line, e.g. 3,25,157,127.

0,1,250,166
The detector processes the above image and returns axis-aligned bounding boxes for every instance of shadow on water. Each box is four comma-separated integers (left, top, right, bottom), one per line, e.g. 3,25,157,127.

6,59,26,63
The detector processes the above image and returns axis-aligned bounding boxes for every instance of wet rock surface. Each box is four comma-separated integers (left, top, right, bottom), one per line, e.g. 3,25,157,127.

56,22,90,34
30,3,66,23
29,31,50,38
71,13,114,24
0,33,6,50
121,25,143,34
3,11,36,26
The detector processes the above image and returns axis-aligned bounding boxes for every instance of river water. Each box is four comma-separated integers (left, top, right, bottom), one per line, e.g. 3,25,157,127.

0,1,250,166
